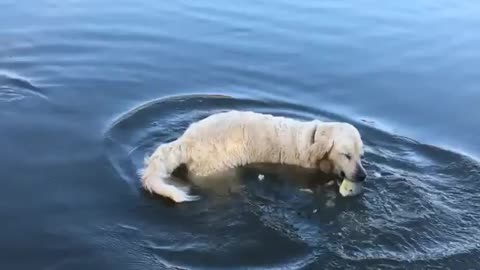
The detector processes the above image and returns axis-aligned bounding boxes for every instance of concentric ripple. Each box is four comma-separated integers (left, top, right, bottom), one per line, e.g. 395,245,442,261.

103,94,480,269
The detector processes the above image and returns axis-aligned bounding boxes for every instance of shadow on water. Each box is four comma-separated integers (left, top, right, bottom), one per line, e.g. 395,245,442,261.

102,94,480,269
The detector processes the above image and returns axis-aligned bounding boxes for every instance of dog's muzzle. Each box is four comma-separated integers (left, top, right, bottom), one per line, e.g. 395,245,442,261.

354,163,367,182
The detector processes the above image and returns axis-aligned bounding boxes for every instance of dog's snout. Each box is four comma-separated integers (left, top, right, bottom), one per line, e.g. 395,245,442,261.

355,164,367,182
356,170,366,182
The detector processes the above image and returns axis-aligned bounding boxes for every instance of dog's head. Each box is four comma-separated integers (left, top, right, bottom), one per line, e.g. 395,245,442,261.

309,122,367,182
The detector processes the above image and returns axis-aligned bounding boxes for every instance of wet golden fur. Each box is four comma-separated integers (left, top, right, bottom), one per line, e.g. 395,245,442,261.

141,110,366,202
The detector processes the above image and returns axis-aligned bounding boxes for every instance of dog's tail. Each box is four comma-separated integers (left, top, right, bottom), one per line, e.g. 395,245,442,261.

140,142,199,203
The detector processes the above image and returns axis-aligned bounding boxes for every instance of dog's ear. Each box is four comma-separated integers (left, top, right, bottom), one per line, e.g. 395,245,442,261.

308,124,335,164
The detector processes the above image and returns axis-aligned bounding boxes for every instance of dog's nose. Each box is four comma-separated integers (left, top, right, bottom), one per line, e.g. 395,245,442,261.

356,171,367,182
355,165,367,182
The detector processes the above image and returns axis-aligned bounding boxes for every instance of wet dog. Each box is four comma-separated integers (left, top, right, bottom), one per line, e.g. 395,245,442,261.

141,110,366,202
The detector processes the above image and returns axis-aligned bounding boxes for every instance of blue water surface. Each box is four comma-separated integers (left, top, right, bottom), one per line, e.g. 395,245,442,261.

1,0,480,269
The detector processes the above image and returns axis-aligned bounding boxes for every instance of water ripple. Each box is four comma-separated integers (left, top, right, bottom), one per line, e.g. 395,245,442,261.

0,71,47,102
102,94,480,268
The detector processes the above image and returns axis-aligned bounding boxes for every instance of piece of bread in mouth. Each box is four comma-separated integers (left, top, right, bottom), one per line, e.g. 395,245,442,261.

339,179,363,197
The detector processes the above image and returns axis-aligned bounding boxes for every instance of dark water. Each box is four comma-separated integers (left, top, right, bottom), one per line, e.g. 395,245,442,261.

1,0,480,269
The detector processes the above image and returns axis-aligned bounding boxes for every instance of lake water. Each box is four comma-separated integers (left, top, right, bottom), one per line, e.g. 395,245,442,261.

1,0,480,269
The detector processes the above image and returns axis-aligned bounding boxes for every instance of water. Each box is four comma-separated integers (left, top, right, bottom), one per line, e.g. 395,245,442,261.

1,0,480,269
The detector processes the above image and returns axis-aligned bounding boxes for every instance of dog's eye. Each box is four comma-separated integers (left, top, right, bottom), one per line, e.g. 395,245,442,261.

344,153,352,160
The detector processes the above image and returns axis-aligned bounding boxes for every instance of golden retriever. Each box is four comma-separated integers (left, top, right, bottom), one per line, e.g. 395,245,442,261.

141,110,366,202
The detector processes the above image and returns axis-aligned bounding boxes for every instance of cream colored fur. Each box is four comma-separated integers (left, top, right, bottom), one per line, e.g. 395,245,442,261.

141,110,365,202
